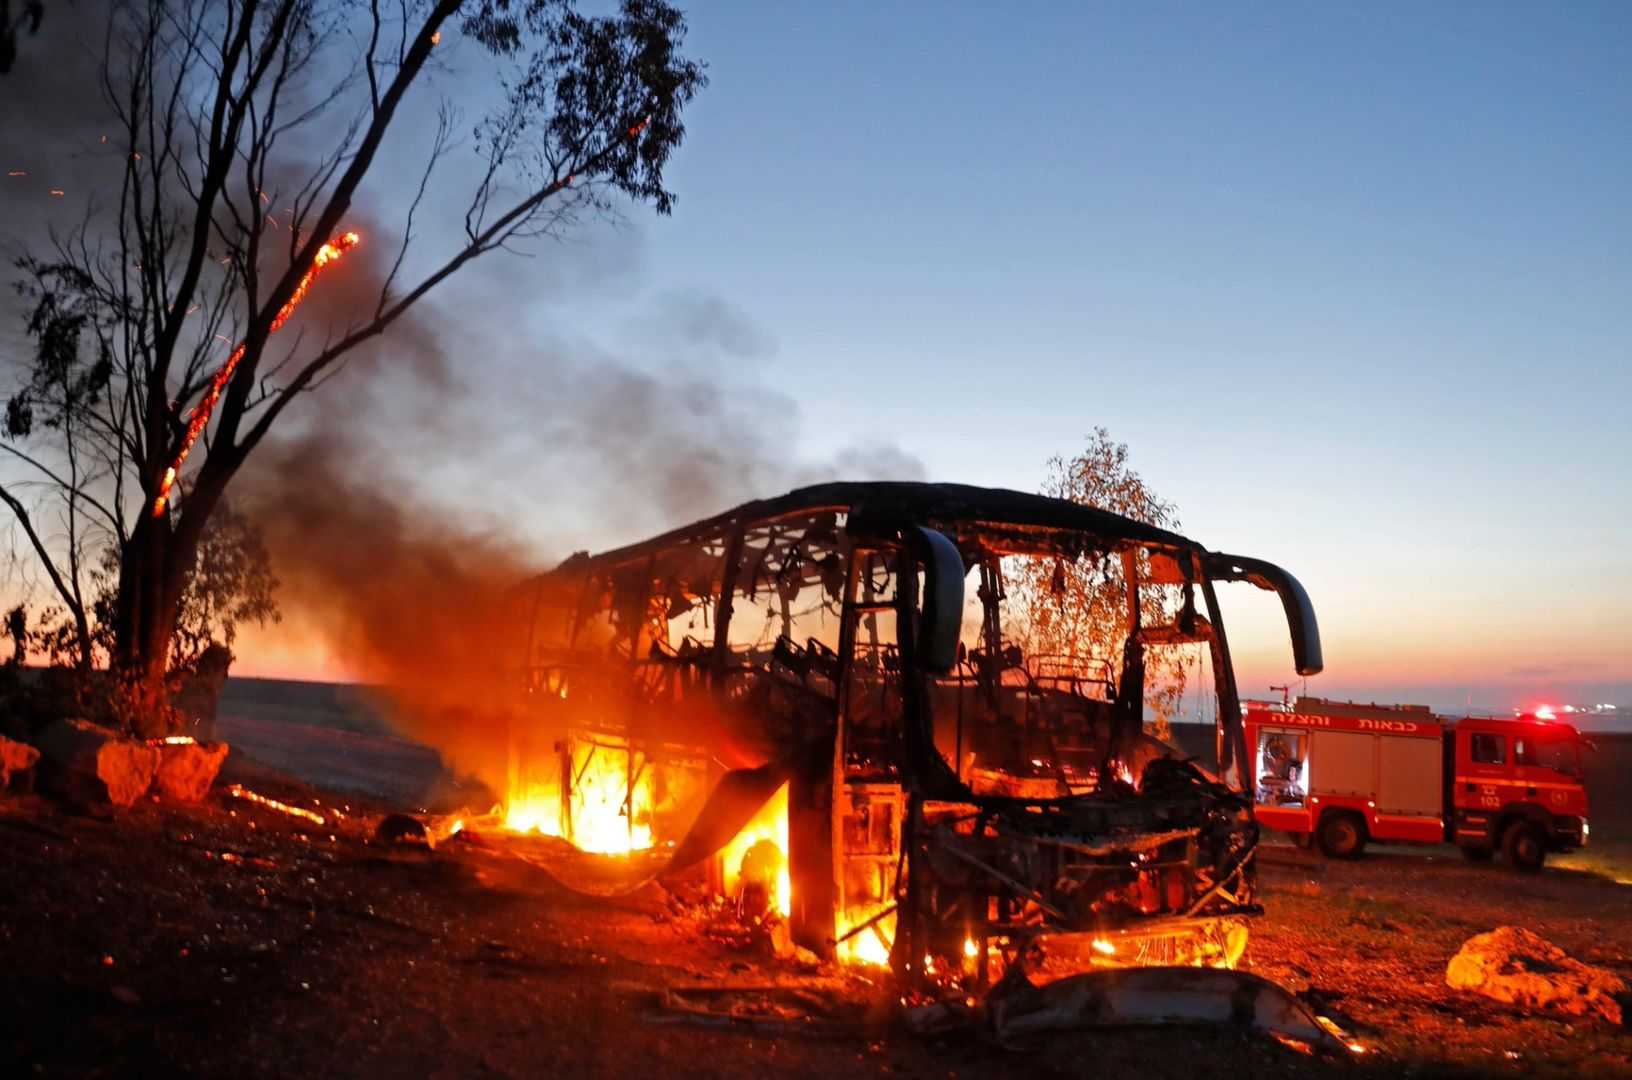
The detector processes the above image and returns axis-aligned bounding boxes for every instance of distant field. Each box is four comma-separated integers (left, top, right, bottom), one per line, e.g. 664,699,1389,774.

219,676,398,736
1557,732,1632,882
216,676,476,808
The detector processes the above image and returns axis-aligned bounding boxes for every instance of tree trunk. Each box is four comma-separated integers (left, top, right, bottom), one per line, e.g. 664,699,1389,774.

112,458,240,717
109,516,180,735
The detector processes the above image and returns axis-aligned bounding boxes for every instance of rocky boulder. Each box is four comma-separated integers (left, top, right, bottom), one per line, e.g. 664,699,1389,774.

153,740,230,802
33,718,161,808
1,734,40,791
1447,925,1627,1026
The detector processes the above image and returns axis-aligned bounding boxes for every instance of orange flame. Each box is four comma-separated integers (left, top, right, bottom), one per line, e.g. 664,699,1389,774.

504,740,792,920
152,231,360,518
718,783,790,917
840,917,894,967
504,736,657,855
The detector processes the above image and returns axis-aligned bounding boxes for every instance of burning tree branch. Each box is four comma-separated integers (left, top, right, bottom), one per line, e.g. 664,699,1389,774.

152,230,361,518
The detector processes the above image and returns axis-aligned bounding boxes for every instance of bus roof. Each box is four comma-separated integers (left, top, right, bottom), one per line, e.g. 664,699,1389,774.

544,480,1195,574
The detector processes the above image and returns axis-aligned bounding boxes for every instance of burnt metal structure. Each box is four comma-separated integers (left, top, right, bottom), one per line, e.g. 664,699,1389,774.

507,482,1322,985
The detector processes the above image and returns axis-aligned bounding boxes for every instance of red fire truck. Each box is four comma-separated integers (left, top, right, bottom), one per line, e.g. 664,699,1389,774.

1244,698,1589,872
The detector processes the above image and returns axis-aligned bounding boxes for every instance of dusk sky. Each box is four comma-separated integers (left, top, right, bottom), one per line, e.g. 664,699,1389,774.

4,2,1629,715
607,1,1632,717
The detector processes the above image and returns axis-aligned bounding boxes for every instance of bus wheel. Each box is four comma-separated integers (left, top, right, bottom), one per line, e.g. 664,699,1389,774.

1461,845,1496,863
1316,812,1366,860
1502,821,1546,873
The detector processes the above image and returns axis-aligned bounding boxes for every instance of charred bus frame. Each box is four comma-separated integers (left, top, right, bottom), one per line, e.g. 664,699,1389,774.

508,482,1322,986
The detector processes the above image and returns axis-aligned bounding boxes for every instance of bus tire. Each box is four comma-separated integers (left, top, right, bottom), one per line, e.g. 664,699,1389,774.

1501,820,1546,873
1316,811,1366,860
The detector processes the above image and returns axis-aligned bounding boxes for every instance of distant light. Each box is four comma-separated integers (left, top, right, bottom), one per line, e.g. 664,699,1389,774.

1536,706,1556,720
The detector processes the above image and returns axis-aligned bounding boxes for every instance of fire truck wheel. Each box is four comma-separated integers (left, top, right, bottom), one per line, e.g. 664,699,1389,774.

1315,811,1366,860
1501,821,1547,873
1461,846,1496,863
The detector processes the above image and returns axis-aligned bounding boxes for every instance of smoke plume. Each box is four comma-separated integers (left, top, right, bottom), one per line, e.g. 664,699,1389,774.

240,286,923,798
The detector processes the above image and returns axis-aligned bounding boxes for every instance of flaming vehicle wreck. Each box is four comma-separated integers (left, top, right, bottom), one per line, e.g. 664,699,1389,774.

501,482,1323,993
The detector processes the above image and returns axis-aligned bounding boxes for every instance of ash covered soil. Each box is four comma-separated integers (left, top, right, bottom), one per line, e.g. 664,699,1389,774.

2,729,1630,1079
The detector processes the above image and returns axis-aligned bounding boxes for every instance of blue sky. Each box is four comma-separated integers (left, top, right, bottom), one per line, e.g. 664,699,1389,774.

642,1,1629,481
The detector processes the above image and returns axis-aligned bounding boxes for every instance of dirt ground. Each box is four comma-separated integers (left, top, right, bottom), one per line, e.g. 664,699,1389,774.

2,731,1628,1079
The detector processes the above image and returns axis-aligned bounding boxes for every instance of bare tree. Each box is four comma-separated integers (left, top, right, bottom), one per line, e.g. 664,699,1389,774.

1,0,704,727
1014,428,1193,741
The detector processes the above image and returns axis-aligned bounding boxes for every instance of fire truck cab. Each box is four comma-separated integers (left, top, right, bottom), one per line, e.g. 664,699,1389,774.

1245,699,1588,872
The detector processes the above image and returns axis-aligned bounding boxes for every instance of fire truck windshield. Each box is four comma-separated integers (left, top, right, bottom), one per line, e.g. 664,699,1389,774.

1516,735,1580,776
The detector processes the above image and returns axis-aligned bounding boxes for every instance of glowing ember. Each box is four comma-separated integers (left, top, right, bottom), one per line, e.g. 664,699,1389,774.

147,735,197,746
718,783,790,917
963,937,979,959
152,231,360,518
1092,937,1117,956
226,783,326,827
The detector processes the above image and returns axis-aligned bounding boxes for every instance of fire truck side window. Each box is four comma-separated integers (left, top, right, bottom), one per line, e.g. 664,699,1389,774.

1470,733,1507,765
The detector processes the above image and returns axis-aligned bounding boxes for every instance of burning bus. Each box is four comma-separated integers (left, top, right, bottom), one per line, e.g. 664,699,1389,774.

500,482,1322,988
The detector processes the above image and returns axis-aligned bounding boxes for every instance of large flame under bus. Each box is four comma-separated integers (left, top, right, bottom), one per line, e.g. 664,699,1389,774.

501,482,1322,986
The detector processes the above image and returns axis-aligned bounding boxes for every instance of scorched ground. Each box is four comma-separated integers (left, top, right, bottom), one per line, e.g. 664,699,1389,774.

3,735,1631,1078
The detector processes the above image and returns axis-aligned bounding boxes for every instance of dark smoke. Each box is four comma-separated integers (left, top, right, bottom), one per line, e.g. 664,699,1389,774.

240,287,923,797
244,425,534,796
